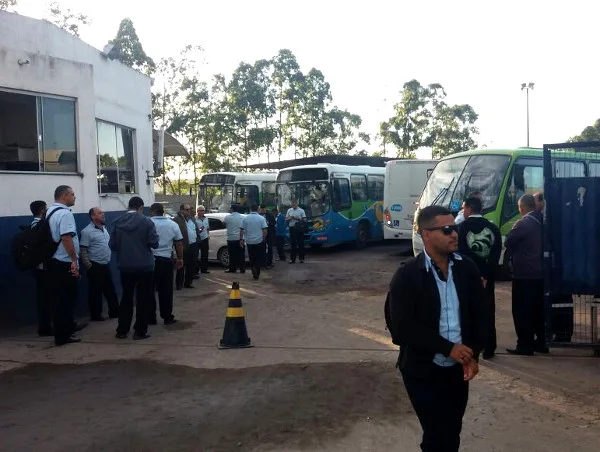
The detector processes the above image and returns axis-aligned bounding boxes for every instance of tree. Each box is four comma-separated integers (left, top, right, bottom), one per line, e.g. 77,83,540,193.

570,119,600,142
328,107,364,155
380,79,479,158
47,2,90,37
107,18,155,74
0,0,17,11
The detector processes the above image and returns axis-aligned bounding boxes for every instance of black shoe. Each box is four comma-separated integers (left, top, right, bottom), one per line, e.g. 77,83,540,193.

506,347,534,356
253,275,259,280
74,322,88,332
148,318,158,325
38,328,54,337
535,346,550,354
115,332,127,339
201,270,210,274
164,318,178,325
299,259,304,263
482,351,495,360
184,284,194,289
55,335,81,346
224,270,236,273
133,333,151,340
176,286,182,291
91,316,106,322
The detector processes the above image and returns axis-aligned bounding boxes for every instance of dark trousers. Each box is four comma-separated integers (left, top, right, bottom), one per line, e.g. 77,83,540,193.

483,280,497,355
153,257,175,321
87,262,119,319
117,271,153,336
512,278,545,352
402,364,469,452
247,242,265,279
33,269,53,334
198,238,209,272
227,240,245,272
289,226,305,262
275,236,286,260
46,259,78,344
176,243,199,288
264,233,274,267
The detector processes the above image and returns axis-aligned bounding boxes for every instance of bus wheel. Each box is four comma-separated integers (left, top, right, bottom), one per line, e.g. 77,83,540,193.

217,247,230,268
356,223,369,250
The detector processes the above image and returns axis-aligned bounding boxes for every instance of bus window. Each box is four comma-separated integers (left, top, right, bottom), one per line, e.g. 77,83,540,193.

555,161,585,178
367,174,384,201
235,185,259,212
502,159,543,221
332,178,351,211
589,162,600,177
261,181,277,207
350,175,368,201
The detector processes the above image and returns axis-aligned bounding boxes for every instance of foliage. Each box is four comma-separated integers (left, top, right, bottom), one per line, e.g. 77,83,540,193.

570,119,600,142
107,18,155,74
47,2,90,37
0,0,17,11
380,79,479,159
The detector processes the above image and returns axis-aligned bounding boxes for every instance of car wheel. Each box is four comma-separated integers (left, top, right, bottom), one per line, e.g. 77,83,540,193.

217,247,230,268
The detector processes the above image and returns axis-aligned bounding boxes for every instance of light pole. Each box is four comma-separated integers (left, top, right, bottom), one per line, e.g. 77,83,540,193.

521,82,534,147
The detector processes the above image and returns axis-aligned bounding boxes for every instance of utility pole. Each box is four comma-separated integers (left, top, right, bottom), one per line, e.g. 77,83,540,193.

521,82,535,147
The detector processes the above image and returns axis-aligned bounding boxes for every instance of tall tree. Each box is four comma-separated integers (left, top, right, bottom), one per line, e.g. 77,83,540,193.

327,107,363,155
47,2,90,37
252,59,276,163
107,18,155,74
570,118,600,142
0,0,17,11
430,104,478,158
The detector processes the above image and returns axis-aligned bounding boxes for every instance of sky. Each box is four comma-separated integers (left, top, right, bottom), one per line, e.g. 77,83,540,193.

15,0,600,161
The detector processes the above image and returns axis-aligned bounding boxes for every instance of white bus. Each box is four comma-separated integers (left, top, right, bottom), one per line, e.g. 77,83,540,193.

198,172,277,213
383,159,437,240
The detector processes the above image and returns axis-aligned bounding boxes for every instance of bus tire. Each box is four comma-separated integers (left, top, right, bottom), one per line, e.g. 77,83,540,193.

217,247,230,268
356,222,369,250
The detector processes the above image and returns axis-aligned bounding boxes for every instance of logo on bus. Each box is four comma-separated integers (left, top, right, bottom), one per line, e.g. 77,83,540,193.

391,204,403,212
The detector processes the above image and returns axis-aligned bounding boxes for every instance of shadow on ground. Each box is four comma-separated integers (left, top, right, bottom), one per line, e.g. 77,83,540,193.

0,360,411,451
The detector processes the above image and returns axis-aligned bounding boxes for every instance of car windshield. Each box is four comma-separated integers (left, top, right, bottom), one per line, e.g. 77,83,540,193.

277,181,330,218
198,185,234,213
420,154,511,212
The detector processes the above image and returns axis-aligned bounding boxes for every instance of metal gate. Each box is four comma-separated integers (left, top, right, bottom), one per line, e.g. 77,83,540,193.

543,141,600,353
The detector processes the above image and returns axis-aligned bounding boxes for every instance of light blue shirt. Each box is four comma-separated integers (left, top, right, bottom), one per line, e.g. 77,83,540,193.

241,212,268,245
196,217,209,241
224,212,244,241
47,203,80,263
424,250,463,367
80,222,112,264
151,216,183,258
186,219,197,243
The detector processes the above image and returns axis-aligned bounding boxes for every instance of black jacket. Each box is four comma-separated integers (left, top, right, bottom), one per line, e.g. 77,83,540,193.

389,252,487,378
458,216,502,281
505,212,543,279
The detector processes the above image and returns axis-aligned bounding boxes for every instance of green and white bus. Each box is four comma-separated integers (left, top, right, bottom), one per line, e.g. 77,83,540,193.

198,172,277,214
412,147,600,272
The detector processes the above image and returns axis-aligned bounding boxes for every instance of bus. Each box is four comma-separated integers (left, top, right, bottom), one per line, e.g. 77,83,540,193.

198,172,277,213
276,163,385,248
411,147,600,272
383,159,437,240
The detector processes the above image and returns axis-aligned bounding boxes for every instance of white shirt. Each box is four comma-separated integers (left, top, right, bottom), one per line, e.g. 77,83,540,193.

186,219,197,243
286,207,306,227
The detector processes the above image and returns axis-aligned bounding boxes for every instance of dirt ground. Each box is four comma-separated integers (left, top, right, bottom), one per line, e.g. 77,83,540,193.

1,241,600,452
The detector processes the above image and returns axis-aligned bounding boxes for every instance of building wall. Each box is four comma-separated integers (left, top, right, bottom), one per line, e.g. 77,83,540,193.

0,11,155,326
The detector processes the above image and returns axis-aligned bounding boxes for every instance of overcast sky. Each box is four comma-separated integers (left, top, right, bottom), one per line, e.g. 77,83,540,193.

17,0,600,159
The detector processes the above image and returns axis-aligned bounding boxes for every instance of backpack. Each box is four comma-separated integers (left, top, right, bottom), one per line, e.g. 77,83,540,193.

11,207,65,270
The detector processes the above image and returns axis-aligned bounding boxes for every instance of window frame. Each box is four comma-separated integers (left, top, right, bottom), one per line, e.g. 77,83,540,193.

501,157,543,222
0,88,79,174
96,119,137,194
366,174,384,201
350,174,368,202
332,177,352,212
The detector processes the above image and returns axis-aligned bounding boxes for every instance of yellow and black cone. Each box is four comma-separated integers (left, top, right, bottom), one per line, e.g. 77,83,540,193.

218,281,253,349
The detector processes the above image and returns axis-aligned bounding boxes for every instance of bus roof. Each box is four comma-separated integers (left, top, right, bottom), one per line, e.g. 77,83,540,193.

278,163,385,173
437,147,600,162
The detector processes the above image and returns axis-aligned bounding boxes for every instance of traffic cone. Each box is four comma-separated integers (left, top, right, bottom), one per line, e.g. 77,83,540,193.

218,281,253,349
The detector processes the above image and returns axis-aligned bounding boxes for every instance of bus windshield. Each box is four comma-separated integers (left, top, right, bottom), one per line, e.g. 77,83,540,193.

420,154,511,212
198,184,234,213
277,182,330,218
234,184,259,212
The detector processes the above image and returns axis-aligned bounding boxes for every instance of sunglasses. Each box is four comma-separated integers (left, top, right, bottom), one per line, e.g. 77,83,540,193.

423,224,459,235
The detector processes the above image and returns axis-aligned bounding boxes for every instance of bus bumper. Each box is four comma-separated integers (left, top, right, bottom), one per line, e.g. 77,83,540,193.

384,225,411,240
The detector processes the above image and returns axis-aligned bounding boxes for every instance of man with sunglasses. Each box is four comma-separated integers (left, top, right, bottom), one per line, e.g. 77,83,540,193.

388,205,486,452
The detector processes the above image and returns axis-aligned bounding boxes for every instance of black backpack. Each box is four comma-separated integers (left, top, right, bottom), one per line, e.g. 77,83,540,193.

11,207,65,270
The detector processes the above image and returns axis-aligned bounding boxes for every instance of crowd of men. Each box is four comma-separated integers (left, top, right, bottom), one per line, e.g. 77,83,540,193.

29,185,306,347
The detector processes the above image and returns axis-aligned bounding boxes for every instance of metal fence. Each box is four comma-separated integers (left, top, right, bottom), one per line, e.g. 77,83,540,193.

543,141,600,354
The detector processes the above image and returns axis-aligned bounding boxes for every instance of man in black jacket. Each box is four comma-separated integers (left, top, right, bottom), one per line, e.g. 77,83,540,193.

458,196,502,359
389,205,486,452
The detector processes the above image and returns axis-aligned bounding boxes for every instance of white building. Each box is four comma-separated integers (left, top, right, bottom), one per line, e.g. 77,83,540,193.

0,11,158,325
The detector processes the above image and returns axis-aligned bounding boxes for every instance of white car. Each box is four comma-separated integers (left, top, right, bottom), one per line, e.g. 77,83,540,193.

205,213,248,267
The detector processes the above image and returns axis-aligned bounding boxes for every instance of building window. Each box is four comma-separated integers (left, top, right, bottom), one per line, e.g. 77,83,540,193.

97,121,136,194
0,90,77,172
